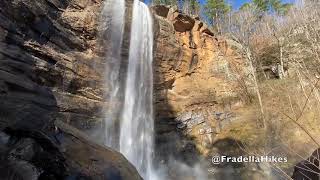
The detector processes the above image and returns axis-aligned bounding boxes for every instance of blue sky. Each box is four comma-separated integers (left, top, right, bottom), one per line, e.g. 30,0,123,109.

228,0,295,9
144,0,296,10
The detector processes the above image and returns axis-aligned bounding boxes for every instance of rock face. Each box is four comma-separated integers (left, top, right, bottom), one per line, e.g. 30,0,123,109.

0,121,142,180
152,5,251,160
0,0,253,179
0,0,143,179
0,0,106,133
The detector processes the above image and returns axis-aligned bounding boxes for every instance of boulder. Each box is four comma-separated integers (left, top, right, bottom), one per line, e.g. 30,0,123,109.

172,14,195,32
0,120,142,180
151,5,170,18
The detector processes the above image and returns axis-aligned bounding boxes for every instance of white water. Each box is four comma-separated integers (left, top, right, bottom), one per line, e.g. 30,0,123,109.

102,0,125,148
119,1,157,179
102,0,158,179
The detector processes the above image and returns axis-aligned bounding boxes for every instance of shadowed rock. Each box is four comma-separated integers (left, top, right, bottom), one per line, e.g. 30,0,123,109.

0,121,142,180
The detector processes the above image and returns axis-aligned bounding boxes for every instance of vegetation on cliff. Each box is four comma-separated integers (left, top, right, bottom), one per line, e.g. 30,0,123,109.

153,0,320,179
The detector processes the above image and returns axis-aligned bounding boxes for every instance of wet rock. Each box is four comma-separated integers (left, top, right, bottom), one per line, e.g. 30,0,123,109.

0,129,67,180
8,138,38,161
0,121,142,180
55,120,142,180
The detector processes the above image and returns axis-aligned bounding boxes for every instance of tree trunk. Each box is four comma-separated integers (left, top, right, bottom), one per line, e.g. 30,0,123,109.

245,48,265,128
279,45,285,79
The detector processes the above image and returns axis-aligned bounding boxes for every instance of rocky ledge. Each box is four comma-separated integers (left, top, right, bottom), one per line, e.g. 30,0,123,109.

0,121,142,180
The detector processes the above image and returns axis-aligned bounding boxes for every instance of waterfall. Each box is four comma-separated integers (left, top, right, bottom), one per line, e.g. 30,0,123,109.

103,0,157,179
102,0,125,148
119,1,157,179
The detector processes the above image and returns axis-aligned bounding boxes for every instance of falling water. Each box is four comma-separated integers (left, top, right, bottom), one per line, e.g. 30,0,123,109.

119,0,157,179
102,0,125,148
102,0,157,179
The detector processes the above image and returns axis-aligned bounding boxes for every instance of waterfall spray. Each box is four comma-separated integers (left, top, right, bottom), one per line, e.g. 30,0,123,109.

119,1,157,179
102,0,125,148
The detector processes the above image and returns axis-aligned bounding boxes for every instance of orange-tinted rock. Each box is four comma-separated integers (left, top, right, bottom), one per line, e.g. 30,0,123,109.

152,6,250,155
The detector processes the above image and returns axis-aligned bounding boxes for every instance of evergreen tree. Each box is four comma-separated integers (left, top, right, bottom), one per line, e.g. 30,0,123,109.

204,0,231,24
253,0,269,12
180,0,200,15
239,2,252,11
190,0,200,15
242,0,293,15
274,3,293,15
152,0,177,5
269,0,293,15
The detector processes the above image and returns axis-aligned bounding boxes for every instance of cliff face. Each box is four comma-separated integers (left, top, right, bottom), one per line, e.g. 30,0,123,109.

0,0,105,133
0,0,254,179
152,5,251,158
0,0,142,179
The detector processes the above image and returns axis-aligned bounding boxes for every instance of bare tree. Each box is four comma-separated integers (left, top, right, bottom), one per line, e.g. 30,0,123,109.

224,6,266,127
214,1,320,179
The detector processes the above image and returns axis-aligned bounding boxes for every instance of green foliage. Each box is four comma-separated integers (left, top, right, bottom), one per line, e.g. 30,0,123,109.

275,3,293,15
239,3,252,11
241,0,293,15
152,0,177,5
180,0,201,15
269,0,293,15
204,0,231,24
253,0,269,12
189,0,200,14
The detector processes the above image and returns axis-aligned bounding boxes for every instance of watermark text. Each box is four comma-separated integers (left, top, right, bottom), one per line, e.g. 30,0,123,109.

211,155,288,164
